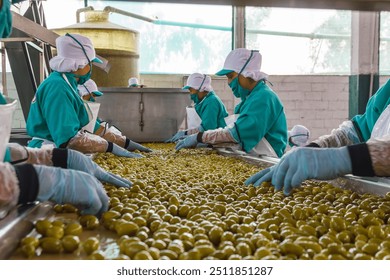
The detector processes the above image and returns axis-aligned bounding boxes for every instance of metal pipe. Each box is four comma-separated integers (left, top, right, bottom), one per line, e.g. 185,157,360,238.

1,42,7,96
76,6,94,23
103,6,156,23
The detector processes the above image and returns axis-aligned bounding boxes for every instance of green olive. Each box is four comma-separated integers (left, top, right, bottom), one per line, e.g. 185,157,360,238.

83,237,100,255
64,223,83,236
62,235,80,253
79,215,100,230
40,237,62,254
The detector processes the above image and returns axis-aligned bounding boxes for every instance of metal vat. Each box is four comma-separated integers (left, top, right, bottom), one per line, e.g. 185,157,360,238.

97,87,191,142
52,10,139,87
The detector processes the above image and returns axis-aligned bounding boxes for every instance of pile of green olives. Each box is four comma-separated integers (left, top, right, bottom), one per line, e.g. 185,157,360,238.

16,143,390,260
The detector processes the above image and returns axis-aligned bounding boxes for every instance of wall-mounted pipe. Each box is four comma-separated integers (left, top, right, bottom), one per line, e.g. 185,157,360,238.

76,6,94,23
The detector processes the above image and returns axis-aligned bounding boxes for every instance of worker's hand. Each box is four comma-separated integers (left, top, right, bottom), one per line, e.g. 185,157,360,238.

175,134,198,151
245,147,352,195
165,130,187,143
34,165,109,216
126,140,153,153
66,149,132,188
111,143,143,158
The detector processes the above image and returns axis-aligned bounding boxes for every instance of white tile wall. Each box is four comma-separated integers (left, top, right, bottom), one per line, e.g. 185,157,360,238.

3,73,390,142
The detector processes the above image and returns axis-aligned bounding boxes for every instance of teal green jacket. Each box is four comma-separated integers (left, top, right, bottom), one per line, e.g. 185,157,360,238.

195,91,228,131
352,79,390,141
230,81,287,157
27,72,90,148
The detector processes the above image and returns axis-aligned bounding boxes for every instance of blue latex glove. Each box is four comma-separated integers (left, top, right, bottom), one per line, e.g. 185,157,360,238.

165,130,187,143
245,147,352,195
34,165,109,216
175,134,198,151
112,143,143,158
127,140,153,153
67,149,132,188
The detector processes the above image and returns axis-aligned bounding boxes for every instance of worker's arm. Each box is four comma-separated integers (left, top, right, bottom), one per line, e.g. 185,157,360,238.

350,135,390,177
308,120,361,148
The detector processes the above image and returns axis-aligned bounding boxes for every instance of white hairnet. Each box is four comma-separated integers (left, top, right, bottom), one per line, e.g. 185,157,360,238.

128,77,139,87
215,48,268,81
77,79,103,97
49,34,102,73
183,73,213,92
288,125,310,146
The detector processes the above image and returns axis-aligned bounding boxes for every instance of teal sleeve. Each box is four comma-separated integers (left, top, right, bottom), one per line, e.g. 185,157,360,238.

26,72,91,148
352,79,390,141
3,147,11,162
93,120,101,133
42,88,80,146
230,83,287,157
0,93,7,104
0,0,12,39
200,100,224,130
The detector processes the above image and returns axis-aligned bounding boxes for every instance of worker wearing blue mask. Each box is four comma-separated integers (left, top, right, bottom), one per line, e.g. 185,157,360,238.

245,78,390,195
166,73,228,143
26,33,141,158
0,2,110,217
78,79,152,153
175,48,287,158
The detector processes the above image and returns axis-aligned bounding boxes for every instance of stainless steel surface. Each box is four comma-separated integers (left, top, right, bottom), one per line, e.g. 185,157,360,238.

215,147,390,196
0,202,53,260
97,87,191,142
108,0,390,12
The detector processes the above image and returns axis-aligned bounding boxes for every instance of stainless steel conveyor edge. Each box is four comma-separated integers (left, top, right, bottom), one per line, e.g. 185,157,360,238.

214,147,390,196
0,202,54,259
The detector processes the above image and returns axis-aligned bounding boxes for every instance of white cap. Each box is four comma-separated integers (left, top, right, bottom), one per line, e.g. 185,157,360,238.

288,125,310,147
49,33,102,73
77,79,103,97
128,77,139,87
215,48,268,81
182,73,213,92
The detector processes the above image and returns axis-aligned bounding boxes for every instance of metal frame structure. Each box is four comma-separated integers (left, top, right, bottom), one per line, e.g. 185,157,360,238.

2,0,53,120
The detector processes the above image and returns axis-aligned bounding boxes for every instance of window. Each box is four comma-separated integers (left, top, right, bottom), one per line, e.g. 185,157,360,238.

380,12,390,74
43,0,233,74
245,7,351,75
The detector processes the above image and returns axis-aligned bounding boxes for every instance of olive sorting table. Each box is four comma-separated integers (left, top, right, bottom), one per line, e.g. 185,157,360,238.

1,144,390,260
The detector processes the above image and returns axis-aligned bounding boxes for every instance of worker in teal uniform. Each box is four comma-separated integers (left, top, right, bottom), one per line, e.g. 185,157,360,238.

175,48,287,158
78,79,152,152
0,1,112,217
166,73,228,142
26,33,141,158
245,74,390,195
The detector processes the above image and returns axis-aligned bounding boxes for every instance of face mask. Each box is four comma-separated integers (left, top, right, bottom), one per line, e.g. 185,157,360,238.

190,93,199,104
229,76,251,100
89,95,95,102
71,64,92,85
0,0,12,38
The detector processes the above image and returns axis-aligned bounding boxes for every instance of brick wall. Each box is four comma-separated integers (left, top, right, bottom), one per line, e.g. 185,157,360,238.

3,73,389,142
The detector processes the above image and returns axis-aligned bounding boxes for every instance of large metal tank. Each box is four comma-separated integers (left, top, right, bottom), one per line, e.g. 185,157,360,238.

52,9,139,87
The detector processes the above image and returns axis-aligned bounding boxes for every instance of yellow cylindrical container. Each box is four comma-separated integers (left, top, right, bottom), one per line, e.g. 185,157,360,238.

52,10,139,87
